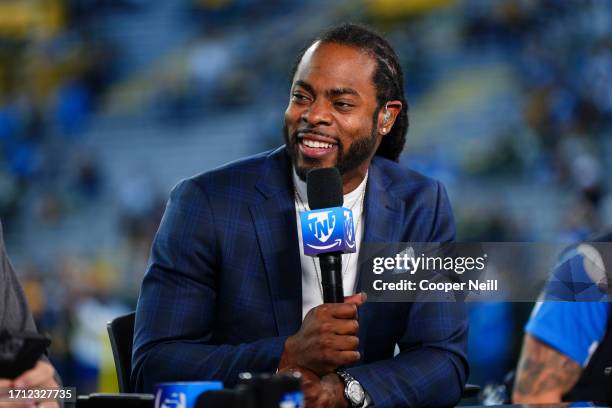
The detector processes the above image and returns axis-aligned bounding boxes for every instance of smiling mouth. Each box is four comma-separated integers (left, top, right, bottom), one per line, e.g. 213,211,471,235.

301,138,335,149
297,134,338,159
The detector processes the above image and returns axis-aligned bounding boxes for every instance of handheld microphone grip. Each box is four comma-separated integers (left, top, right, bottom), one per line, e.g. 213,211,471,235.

319,251,344,303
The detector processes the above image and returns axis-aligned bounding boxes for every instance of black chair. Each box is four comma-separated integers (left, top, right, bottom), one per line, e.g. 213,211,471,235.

107,312,136,393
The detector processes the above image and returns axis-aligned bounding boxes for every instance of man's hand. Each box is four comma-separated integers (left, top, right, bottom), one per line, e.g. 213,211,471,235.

0,361,60,408
278,293,365,376
13,361,58,390
286,367,347,408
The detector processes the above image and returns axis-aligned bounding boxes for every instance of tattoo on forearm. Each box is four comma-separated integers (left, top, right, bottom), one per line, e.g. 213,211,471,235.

514,335,582,400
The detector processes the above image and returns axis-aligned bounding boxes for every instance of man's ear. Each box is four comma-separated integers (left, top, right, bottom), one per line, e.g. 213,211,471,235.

378,100,402,135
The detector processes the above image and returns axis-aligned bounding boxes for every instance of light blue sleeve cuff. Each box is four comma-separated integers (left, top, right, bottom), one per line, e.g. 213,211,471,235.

525,301,608,366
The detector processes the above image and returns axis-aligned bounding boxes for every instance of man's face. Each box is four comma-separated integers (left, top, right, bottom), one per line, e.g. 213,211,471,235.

284,42,382,182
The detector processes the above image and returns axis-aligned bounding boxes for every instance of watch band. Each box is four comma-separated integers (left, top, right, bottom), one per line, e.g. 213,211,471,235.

336,370,365,407
336,369,354,384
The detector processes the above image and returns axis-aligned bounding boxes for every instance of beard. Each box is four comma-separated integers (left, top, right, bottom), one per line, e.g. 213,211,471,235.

283,110,380,181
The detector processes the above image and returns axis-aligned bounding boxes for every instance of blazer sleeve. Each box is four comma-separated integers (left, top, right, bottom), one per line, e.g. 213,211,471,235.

0,221,62,386
346,180,468,407
131,178,287,392
0,222,38,334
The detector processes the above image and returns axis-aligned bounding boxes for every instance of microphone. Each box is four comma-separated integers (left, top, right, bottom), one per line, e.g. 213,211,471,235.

300,168,356,303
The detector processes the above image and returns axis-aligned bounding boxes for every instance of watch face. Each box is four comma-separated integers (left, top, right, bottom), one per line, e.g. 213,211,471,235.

347,381,365,404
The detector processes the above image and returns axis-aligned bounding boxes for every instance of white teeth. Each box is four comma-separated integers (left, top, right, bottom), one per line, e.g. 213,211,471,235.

303,139,333,149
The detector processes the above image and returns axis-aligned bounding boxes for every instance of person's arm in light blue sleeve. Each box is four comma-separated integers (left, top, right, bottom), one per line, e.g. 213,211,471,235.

513,252,609,404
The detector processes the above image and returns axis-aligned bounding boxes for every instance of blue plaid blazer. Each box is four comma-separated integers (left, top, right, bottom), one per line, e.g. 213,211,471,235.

132,146,468,407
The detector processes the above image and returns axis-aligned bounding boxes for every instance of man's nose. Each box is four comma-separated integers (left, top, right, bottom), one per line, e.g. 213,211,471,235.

301,99,332,126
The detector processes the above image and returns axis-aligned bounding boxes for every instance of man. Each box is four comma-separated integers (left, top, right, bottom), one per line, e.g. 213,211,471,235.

0,220,61,407
513,234,612,405
132,23,468,407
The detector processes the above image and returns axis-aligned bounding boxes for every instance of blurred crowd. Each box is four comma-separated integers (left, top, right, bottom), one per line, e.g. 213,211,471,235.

455,0,612,244
0,0,165,391
0,0,611,394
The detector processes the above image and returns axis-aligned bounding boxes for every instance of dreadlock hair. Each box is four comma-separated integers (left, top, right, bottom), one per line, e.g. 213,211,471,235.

289,22,408,162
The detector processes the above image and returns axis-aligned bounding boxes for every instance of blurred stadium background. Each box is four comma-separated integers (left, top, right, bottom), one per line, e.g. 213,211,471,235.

1,0,611,394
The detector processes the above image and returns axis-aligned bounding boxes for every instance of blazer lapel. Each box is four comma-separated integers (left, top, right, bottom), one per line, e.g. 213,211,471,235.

250,148,303,337
352,159,405,361
361,159,405,245
355,166,404,293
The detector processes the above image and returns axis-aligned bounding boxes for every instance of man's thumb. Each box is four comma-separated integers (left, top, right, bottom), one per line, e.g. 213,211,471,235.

344,292,367,305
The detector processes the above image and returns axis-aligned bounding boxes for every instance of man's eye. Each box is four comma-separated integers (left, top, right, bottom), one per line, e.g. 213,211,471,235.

335,101,354,109
292,93,309,102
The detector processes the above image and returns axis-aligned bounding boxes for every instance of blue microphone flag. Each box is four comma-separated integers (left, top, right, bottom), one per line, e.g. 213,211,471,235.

300,206,356,256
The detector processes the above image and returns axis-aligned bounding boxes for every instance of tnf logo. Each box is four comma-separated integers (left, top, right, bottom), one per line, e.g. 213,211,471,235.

306,211,336,243
300,207,356,256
